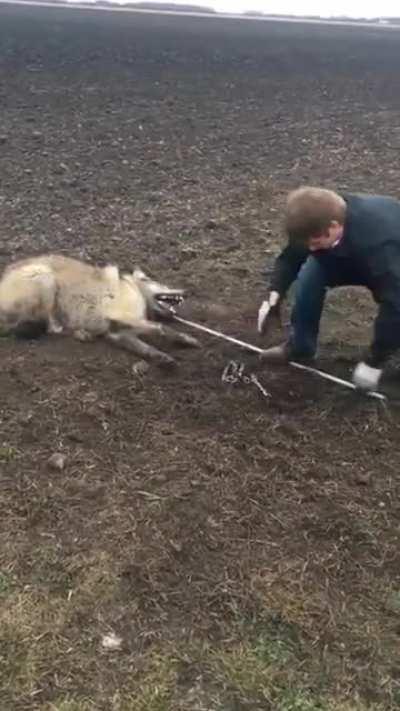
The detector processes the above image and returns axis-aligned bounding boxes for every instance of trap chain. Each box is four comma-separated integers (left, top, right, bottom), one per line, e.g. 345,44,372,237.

221,360,271,399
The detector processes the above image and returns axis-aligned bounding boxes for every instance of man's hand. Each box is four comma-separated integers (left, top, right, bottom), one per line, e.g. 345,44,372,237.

257,291,281,335
352,361,382,392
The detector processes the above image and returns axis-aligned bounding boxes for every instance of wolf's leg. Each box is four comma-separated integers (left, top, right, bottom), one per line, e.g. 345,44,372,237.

106,330,176,367
73,329,96,342
35,271,58,327
156,324,200,348
0,269,58,337
48,315,63,334
115,320,200,348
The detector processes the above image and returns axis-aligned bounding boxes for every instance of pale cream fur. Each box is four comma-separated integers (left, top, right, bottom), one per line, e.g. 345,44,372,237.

0,254,199,366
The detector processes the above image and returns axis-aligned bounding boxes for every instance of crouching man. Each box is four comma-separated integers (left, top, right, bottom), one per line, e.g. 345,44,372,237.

258,186,400,392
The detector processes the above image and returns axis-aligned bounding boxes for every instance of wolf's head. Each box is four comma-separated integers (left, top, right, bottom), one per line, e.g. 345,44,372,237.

131,267,185,318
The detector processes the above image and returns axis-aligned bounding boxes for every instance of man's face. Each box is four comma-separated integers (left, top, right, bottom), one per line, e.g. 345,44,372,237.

308,221,344,252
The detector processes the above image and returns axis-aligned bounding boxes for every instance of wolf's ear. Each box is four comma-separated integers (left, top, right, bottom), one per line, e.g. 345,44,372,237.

132,267,147,280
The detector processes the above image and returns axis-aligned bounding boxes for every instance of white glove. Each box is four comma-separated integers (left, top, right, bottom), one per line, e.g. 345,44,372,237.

352,361,382,392
257,291,280,335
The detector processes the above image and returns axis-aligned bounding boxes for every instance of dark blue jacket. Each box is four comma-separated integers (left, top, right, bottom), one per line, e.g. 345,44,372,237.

269,193,400,366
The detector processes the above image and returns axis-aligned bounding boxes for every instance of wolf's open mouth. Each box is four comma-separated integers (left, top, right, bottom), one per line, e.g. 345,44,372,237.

156,294,185,307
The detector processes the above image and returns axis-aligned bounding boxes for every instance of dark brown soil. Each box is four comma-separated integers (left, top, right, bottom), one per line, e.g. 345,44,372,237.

1,5,400,709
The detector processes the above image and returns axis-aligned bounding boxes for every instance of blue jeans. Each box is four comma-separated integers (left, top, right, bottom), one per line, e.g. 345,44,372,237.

289,256,366,358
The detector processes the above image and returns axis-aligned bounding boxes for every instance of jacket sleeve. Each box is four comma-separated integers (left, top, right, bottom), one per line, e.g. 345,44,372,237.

365,245,400,367
266,245,309,297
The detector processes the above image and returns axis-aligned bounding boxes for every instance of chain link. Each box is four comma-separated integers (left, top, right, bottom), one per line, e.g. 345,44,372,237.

221,360,271,399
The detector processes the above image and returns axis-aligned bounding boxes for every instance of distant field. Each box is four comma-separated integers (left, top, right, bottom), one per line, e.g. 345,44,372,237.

1,4,400,709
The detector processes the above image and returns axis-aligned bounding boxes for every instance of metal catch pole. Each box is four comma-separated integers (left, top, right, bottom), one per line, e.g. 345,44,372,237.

173,315,386,401
173,316,265,354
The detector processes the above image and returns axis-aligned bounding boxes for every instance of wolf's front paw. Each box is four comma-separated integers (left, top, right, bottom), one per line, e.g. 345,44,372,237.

156,352,177,369
73,329,95,343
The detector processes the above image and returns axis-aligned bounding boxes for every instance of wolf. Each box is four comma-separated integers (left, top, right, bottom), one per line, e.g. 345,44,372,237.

0,254,200,366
